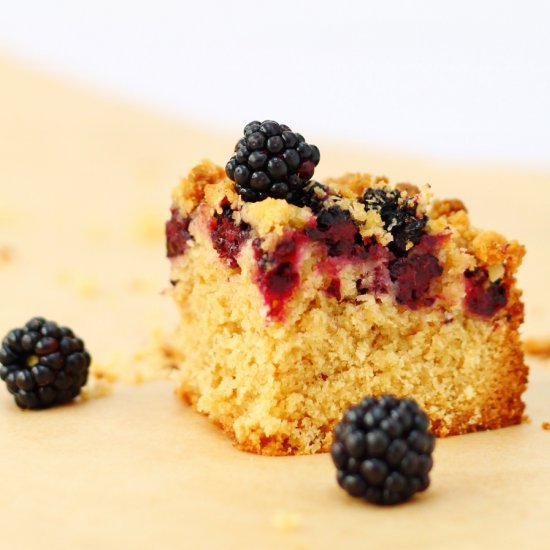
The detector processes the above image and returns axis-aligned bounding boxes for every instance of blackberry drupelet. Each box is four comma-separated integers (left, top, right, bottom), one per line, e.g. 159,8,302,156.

331,395,435,505
0,317,91,409
362,187,428,254
225,120,320,204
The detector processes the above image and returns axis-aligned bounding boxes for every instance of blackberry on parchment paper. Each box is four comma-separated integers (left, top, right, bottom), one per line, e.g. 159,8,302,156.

331,395,435,505
0,317,91,409
225,120,320,204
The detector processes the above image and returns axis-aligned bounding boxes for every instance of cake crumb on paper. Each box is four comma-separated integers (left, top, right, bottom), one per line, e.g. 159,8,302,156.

75,278,99,299
128,278,156,293
0,245,14,264
269,511,302,533
56,270,99,299
523,337,550,358
82,331,180,389
81,364,117,400
89,361,120,383
81,377,114,400
542,422,550,431
132,329,182,383
133,207,165,243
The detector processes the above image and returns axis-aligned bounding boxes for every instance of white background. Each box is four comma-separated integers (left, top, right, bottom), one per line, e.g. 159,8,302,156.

1,0,549,167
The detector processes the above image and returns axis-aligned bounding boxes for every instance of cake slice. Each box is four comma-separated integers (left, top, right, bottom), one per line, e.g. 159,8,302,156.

165,121,527,456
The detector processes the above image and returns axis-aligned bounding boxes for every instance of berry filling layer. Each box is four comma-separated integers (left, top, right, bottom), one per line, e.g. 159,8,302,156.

388,234,445,309
209,205,250,269
390,254,442,309
464,268,507,318
253,234,305,321
166,208,192,258
167,145,510,322
305,206,369,259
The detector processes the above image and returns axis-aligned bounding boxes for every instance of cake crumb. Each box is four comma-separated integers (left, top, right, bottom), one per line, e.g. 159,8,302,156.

133,207,165,243
542,422,550,431
84,331,180,387
75,278,99,298
131,329,183,383
56,270,99,299
269,511,302,533
128,278,155,293
90,361,120,383
524,337,550,358
0,245,14,264
81,364,117,400
81,377,114,400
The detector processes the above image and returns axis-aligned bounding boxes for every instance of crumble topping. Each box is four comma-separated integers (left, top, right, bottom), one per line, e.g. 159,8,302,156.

166,161,522,323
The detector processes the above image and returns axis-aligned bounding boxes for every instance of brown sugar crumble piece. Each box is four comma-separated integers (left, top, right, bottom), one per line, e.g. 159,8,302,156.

524,337,550,358
164,120,528,456
542,422,550,431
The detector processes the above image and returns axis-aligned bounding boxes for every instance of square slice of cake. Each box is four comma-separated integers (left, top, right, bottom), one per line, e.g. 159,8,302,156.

165,121,527,455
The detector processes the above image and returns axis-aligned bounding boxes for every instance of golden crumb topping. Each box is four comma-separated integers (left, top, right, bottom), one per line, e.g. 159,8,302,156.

172,160,227,215
240,199,311,238
170,161,524,278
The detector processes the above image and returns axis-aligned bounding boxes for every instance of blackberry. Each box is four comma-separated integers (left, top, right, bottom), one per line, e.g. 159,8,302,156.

306,205,368,258
225,120,320,204
0,317,91,409
390,253,443,309
464,268,507,318
290,181,331,212
362,187,427,254
331,395,435,505
210,204,250,269
166,208,192,258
